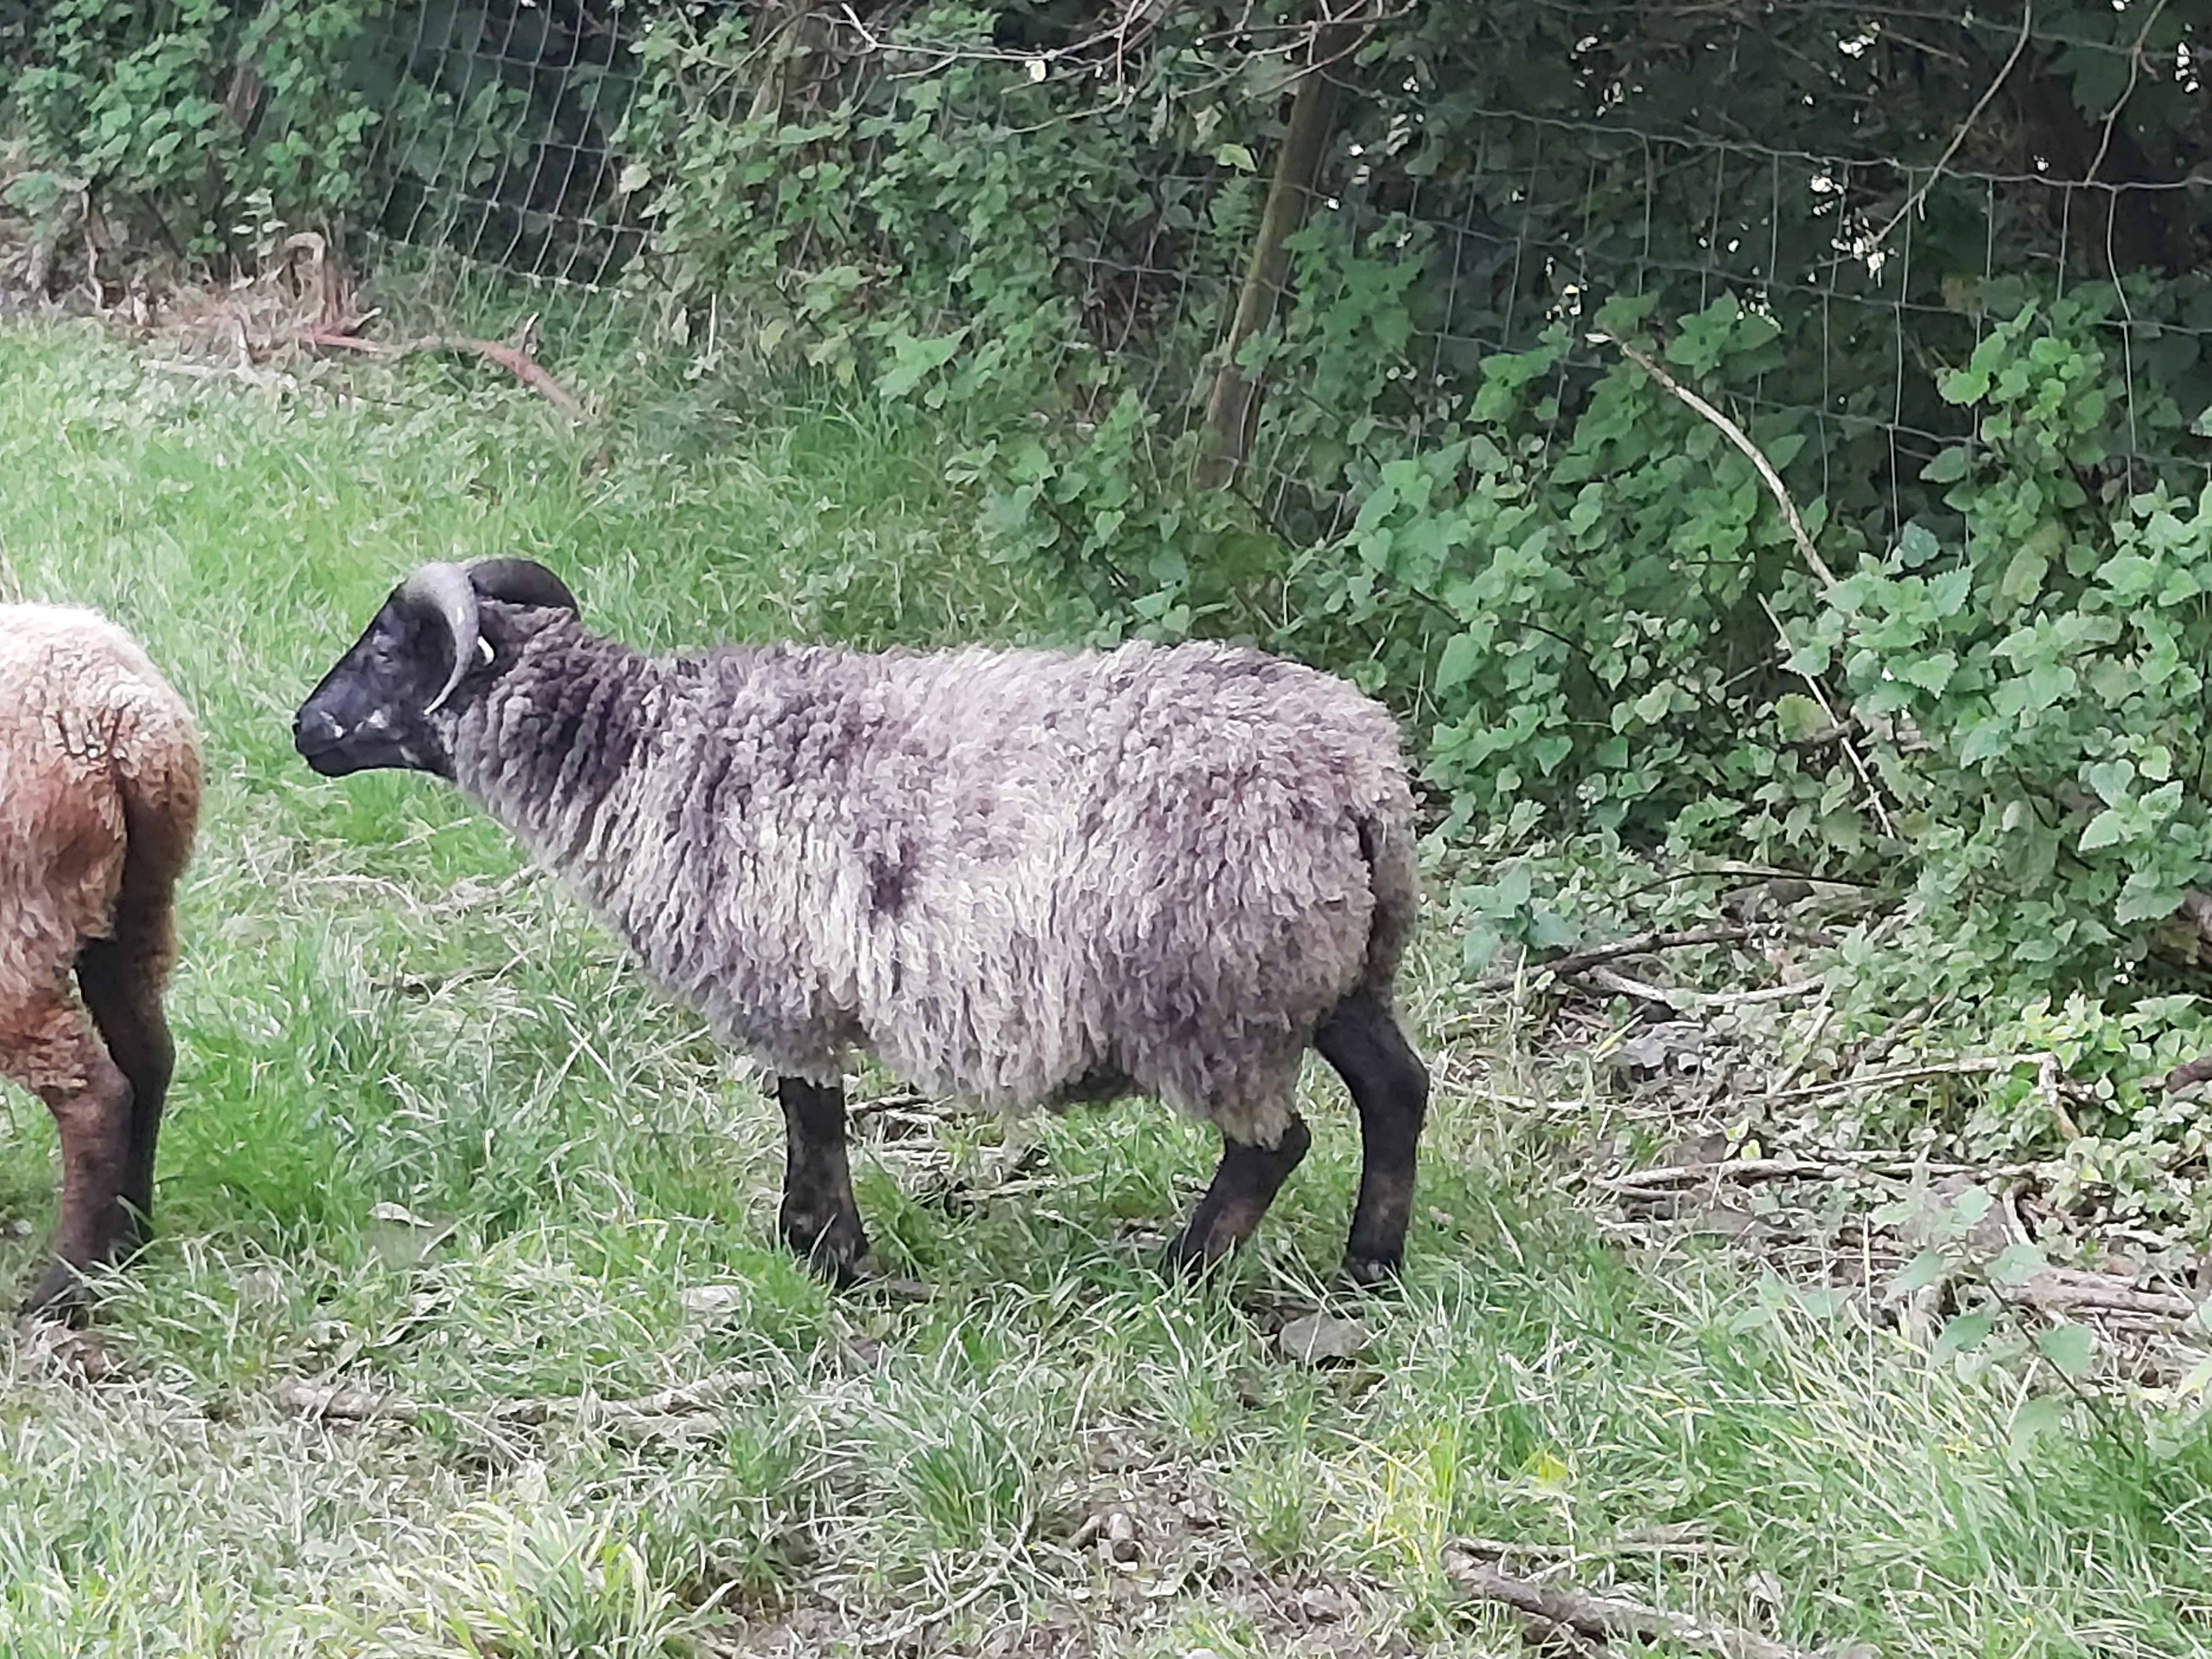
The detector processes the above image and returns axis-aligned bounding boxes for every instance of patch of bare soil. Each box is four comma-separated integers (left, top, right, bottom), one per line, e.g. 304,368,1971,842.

705,1421,1427,1657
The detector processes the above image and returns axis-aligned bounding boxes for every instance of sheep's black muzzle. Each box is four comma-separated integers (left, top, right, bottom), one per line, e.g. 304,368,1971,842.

292,704,352,774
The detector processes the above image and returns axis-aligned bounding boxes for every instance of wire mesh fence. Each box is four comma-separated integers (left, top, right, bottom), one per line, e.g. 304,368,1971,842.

350,1,2212,549
357,0,649,288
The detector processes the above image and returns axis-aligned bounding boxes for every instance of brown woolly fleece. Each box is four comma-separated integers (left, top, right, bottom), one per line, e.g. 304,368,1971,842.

0,605,199,1313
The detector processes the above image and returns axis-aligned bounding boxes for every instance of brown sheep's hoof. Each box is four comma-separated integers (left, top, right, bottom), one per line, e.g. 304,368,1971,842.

18,1263,95,1325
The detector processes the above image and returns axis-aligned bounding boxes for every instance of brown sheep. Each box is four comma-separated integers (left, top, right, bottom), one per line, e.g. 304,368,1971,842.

1,605,200,1317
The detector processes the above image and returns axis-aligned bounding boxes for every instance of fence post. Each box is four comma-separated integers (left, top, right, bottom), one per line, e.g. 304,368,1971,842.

1198,24,1356,490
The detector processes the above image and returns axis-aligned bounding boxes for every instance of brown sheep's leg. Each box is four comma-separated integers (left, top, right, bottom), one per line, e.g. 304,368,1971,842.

1315,989,1430,1286
775,1075,872,1283
1164,1114,1312,1273
75,931,176,1242
5,994,135,1319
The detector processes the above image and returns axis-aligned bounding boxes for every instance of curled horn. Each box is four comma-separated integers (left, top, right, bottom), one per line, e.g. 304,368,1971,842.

462,556,579,614
401,560,483,716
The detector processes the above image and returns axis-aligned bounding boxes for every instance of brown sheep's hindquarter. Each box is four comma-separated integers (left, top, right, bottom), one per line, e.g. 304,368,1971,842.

2,626,199,1318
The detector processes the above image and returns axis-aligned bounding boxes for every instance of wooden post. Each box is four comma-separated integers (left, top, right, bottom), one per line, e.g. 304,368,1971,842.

1197,25,1355,489
746,0,819,126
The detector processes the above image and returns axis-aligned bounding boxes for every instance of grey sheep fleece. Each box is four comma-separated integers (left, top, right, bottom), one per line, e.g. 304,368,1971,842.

451,609,1419,1148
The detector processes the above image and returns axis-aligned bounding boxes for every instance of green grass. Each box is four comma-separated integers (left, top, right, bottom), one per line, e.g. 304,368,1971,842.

1,315,2209,1657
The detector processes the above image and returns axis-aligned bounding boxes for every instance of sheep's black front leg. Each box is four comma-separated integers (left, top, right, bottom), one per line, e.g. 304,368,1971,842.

1164,1115,1312,1273
774,1075,871,1283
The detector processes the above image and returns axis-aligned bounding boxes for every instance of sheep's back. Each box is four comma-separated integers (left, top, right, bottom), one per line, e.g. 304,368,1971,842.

828,640,1412,1113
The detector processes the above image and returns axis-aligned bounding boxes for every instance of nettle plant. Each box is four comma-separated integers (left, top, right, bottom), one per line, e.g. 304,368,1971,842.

1331,285,2212,1192
1329,292,1865,857
1809,293,2212,993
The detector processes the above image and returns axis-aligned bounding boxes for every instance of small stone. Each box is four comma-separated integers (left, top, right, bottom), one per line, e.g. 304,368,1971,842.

1104,1509,1140,1562
1277,1311,1372,1365
1294,1582,1352,1623
681,1284,746,1318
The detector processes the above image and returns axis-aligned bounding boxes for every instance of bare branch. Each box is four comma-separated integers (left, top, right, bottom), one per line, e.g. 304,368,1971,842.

1591,331,1834,591
1868,3,2036,252
1472,924,1811,994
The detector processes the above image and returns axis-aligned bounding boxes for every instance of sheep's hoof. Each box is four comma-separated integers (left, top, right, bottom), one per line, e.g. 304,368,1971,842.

1339,1250,1404,1291
1160,1228,1234,1279
780,1209,872,1288
18,1263,94,1326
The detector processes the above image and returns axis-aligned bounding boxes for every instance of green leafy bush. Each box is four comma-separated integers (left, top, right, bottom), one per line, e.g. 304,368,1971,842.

4,0,380,253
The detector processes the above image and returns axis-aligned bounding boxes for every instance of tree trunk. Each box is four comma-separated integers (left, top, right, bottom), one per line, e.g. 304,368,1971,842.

1198,27,1356,488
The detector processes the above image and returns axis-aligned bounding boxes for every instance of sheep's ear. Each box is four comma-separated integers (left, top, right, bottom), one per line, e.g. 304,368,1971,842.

464,557,579,614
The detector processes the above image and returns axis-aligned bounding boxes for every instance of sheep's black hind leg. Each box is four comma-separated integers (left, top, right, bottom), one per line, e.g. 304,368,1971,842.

1315,990,1429,1285
774,1075,871,1283
1164,1116,1312,1273
75,933,176,1247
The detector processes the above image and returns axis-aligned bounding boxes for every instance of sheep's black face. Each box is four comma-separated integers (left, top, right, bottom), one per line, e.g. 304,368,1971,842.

292,596,463,779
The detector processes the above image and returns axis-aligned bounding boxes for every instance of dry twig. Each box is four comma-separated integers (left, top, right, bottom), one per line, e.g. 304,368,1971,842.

1584,329,1903,841
1443,1549,1852,1659
1471,925,1808,995
1867,3,2035,252
1591,332,1833,591
1599,1149,2054,1195
1575,962,1818,1013
296,327,588,418
1758,1054,2035,1109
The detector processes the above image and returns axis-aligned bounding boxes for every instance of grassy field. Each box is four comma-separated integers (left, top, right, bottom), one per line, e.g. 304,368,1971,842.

1,313,2209,1658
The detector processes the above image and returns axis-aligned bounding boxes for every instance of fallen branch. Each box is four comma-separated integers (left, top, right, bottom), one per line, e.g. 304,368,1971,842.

1600,1150,2056,1195
1443,1550,1849,1659
1453,1523,1728,1562
2161,1049,2212,1094
2018,1269,2203,1324
493,1366,766,1426
271,1376,421,1424
297,326,588,419
1760,1054,2035,1108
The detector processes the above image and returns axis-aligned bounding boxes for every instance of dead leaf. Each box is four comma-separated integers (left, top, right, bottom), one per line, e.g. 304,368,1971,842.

1610,1019,1711,1077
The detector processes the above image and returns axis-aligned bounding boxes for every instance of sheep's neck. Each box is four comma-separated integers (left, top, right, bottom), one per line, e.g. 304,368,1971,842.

459,629,657,882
